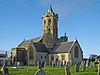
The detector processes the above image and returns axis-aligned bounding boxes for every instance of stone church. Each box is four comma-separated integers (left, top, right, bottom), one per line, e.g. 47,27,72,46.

11,6,83,65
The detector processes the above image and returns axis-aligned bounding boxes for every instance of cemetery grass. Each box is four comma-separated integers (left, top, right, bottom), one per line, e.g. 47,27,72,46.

0,65,98,75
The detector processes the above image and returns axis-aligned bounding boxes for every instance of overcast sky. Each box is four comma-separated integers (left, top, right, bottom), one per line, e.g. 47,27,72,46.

0,0,100,58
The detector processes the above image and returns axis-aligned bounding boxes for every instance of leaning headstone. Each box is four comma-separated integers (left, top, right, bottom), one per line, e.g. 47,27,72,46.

65,62,71,75
34,69,45,75
3,67,9,75
1,63,5,71
1,60,6,74
98,64,100,75
76,62,80,72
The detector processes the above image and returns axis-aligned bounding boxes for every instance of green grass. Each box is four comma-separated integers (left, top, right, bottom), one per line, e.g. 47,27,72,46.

0,65,98,75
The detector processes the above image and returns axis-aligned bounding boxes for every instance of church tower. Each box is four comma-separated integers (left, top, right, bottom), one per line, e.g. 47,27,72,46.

42,6,58,48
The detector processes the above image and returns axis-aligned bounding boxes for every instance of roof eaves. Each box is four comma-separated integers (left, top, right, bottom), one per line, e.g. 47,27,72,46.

68,40,76,52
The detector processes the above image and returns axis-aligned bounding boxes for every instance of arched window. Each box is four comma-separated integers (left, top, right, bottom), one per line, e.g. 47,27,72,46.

74,46,79,58
44,19,46,26
48,28,51,31
61,54,65,60
48,18,51,26
29,46,34,59
51,55,54,61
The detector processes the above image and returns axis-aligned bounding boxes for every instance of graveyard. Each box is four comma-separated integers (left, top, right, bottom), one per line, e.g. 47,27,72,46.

0,64,98,75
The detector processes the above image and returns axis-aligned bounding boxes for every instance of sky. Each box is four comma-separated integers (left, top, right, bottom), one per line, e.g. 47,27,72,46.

0,0,100,58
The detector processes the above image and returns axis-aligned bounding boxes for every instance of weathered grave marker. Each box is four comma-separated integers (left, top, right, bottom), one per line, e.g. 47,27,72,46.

76,62,80,72
82,61,86,72
3,67,9,75
65,62,71,75
39,61,42,69
34,69,45,75
49,61,52,66
93,62,96,67
61,62,63,67
90,62,92,68
86,60,90,66
1,61,9,75
37,61,42,69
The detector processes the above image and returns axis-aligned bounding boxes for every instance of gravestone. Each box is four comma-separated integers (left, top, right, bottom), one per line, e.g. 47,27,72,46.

39,61,42,69
1,64,9,75
51,61,54,67
60,62,63,67
52,61,55,67
34,69,45,75
17,62,20,67
14,61,17,68
82,61,86,72
3,67,9,75
56,61,60,67
37,61,42,69
1,62,5,72
1,60,6,69
93,62,96,67
55,61,57,66
49,61,52,66
90,62,92,68
41,62,45,68
86,60,90,66
76,62,80,72
65,62,71,75
44,62,47,67
98,64,100,75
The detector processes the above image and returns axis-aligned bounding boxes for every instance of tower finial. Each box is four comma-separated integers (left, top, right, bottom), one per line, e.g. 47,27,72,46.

65,33,66,36
48,6,53,13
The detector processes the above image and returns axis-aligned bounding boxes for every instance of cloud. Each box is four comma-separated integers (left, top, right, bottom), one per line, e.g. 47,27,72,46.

36,0,94,19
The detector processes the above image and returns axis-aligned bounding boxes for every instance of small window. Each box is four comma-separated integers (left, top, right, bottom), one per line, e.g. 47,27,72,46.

45,56,46,59
48,28,50,31
41,56,42,59
74,46,79,58
48,18,51,26
44,19,46,26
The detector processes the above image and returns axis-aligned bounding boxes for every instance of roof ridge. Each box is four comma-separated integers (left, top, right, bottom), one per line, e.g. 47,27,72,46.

25,36,42,41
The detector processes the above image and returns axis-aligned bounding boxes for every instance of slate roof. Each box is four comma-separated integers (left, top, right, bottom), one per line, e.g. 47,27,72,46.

18,36,42,47
50,41,75,54
33,42,48,53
